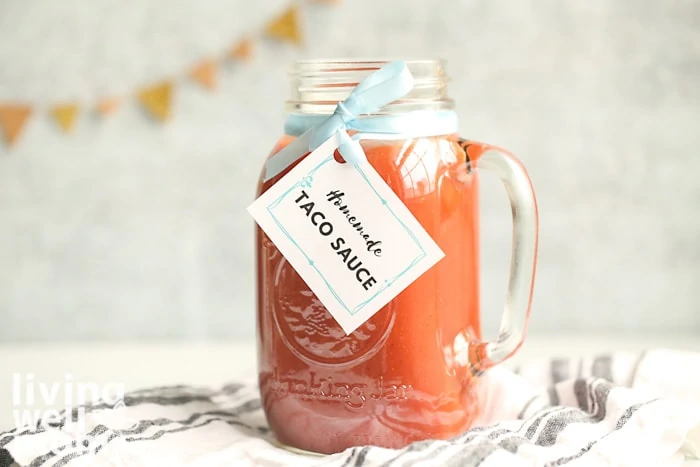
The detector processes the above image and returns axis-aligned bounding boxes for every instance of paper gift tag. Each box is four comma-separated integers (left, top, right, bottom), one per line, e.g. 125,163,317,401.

248,134,445,334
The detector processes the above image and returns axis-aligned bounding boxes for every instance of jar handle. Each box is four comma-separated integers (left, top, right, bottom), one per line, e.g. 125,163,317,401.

458,139,539,373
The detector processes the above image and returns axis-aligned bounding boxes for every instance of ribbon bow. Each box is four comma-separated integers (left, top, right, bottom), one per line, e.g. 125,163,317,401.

307,60,415,166
263,61,419,181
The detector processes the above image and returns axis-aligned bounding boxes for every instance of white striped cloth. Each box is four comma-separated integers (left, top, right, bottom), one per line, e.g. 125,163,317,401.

2,350,700,467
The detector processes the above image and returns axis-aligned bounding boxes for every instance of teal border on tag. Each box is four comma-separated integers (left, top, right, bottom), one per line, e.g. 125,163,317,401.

266,155,427,316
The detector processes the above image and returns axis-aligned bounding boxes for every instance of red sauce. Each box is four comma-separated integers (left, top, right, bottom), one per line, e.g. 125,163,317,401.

256,135,490,454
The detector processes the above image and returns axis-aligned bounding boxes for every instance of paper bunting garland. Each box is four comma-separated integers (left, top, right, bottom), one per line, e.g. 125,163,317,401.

50,104,79,133
228,39,253,61
0,105,32,146
265,6,302,44
138,82,173,122
189,60,218,90
96,98,120,115
0,0,337,147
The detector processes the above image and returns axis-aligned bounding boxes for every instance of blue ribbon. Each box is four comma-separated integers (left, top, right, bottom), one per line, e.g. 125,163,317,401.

263,60,459,181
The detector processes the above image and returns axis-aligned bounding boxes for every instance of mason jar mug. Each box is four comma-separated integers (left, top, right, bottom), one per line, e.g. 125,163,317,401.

253,59,538,454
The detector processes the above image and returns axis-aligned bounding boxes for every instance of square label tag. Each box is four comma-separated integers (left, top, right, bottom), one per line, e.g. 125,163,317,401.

248,134,445,334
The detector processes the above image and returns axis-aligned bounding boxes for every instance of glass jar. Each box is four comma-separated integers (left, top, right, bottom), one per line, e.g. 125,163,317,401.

254,59,538,454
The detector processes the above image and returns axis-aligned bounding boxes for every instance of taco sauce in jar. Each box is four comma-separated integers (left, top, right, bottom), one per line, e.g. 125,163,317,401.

254,60,538,454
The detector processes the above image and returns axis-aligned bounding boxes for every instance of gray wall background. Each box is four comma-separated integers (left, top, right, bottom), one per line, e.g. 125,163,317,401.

0,0,698,342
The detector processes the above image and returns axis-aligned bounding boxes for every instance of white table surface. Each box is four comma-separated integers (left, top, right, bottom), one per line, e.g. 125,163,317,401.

1,334,699,465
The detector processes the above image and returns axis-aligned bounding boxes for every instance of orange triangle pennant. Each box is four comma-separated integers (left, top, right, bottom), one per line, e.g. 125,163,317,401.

137,82,173,122
189,60,217,90
265,6,302,44
51,104,79,133
96,97,121,115
0,104,32,146
228,38,254,61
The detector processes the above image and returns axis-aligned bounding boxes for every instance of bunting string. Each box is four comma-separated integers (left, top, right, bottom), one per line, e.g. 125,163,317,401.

0,1,334,148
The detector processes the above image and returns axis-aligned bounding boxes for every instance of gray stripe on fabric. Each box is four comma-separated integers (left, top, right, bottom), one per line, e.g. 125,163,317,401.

413,426,516,467
89,393,229,413
523,407,569,440
550,358,571,383
28,399,263,467
459,443,500,467
591,355,613,382
354,447,370,466
400,440,463,467
49,416,265,467
498,434,530,453
341,448,358,467
0,449,16,467
573,379,590,412
548,386,560,406
535,409,594,446
518,395,545,419
485,428,532,453
544,400,657,466
0,385,249,449
379,440,434,467
592,379,612,419
535,380,614,447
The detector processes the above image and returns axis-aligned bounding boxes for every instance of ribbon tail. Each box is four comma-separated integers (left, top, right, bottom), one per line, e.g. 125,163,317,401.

308,61,416,152
264,61,422,181
337,130,366,166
